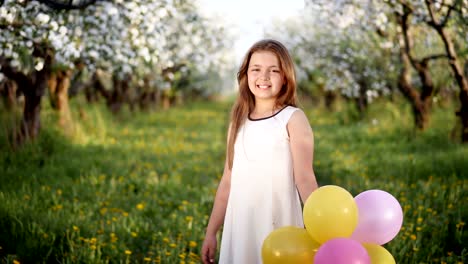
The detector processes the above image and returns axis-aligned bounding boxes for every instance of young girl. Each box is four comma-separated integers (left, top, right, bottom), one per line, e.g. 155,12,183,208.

201,39,319,264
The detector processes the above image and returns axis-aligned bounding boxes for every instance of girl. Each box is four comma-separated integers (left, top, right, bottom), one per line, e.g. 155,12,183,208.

201,39,318,264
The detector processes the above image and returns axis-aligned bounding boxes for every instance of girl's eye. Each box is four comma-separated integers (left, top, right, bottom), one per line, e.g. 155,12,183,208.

251,69,260,72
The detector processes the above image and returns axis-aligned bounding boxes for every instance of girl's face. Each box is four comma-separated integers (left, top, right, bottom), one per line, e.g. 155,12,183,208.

247,50,285,103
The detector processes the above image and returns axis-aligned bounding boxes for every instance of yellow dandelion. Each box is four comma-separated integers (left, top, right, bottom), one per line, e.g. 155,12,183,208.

131,232,138,237
136,203,145,210
417,217,423,223
185,216,193,222
165,251,172,256
13,260,20,264
90,245,97,250
125,250,132,255
144,257,151,262
170,243,177,248
179,253,186,259
163,237,170,243
122,211,129,217
189,241,197,248
100,207,108,215
52,204,63,211
410,234,417,240
110,233,118,243
73,226,79,232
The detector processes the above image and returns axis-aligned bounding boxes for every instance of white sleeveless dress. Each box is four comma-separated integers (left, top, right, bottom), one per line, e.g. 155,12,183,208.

219,106,304,264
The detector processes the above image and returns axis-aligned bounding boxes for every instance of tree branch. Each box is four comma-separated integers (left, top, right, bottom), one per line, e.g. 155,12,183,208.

34,0,98,10
424,0,439,27
421,54,448,64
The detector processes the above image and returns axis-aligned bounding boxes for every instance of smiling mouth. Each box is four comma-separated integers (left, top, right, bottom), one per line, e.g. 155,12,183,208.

257,84,270,89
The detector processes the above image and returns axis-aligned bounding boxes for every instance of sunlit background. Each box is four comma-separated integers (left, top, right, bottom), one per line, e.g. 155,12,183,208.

197,0,304,61
0,0,466,263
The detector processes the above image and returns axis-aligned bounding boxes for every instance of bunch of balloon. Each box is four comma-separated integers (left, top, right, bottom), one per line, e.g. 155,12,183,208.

351,189,404,264
261,226,321,264
302,185,403,264
262,185,403,264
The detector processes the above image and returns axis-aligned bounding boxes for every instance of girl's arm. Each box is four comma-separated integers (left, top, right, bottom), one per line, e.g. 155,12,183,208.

288,109,319,203
205,159,232,237
201,125,233,263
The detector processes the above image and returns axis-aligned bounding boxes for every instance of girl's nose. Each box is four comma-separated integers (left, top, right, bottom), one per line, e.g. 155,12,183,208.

261,71,270,80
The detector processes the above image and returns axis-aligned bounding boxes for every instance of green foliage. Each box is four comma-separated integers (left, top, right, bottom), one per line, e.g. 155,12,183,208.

0,99,466,263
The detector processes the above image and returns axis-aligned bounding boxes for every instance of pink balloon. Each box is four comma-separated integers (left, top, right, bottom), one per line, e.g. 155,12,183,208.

351,190,403,245
314,238,370,264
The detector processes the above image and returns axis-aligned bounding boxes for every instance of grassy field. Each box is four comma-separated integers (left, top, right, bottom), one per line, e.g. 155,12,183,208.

0,97,466,263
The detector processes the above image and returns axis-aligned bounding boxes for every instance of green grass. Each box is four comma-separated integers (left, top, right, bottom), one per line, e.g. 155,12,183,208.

0,97,466,263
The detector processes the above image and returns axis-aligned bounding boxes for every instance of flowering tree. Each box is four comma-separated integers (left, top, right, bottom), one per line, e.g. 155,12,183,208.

365,0,467,136
0,0,232,144
286,0,466,134
0,0,81,143
269,3,395,117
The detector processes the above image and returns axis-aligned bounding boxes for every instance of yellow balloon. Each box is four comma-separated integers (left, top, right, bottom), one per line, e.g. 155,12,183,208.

363,244,396,264
303,185,358,244
262,226,320,264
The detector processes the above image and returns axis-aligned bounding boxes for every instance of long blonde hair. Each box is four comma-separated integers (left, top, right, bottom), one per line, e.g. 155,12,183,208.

227,39,298,169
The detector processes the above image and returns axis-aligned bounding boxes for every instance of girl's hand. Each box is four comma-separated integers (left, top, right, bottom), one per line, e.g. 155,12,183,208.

201,234,217,264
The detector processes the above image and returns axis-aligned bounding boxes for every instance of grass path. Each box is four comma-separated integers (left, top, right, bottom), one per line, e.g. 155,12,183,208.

0,99,466,263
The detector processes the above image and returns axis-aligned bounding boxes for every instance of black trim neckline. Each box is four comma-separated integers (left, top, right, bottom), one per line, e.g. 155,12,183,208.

248,106,289,121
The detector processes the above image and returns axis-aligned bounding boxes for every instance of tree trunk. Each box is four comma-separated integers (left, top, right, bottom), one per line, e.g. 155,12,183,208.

0,47,54,146
48,72,58,108
108,74,130,113
136,77,161,111
324,90,337,111
424,0,468,142
398,52,431,130
162,95,170,110
86,71,107,103
0,79,17,110
21,82,43,140
434,27,468,142
397,9,434,130
355,79,369,119
1,63,46,144
48,70,73,129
